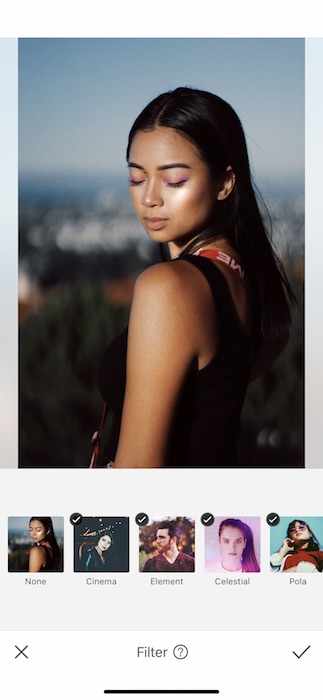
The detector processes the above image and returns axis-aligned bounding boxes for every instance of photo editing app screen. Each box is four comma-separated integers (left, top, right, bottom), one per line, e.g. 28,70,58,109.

1,34,323,700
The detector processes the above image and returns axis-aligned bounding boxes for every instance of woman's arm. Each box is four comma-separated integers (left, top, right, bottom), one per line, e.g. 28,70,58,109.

272,539,294,562
113,262,205,467
29,546,46,572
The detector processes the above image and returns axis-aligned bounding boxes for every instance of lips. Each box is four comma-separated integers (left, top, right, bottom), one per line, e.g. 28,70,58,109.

144,217,168,231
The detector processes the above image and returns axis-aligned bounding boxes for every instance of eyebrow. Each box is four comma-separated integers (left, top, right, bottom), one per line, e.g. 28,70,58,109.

128,161,191,171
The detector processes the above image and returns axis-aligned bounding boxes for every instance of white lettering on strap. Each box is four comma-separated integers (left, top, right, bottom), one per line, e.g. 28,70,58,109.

194,248,249,288
230,258,245,279
217,251,231,265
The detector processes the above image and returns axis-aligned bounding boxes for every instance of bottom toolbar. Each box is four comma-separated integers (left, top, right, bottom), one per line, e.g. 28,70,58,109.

1,630,320,700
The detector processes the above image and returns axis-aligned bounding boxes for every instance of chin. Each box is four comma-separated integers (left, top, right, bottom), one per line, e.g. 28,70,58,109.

145,230,172,244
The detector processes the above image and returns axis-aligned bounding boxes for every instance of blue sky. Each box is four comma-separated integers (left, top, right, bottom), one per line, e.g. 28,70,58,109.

19,38,304,193
8,516,64,535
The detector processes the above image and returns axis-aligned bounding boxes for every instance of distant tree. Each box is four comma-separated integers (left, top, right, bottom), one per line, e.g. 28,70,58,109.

239,268,303,466
20,281,129,467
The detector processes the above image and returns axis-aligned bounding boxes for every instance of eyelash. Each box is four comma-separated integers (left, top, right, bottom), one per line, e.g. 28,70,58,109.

167,181,186,188
128,179,186,189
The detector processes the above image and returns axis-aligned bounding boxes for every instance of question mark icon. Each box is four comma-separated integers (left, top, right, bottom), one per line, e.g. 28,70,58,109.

173,644,188,659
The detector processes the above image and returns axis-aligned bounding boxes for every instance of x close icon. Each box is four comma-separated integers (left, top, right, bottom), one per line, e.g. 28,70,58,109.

15,645,28,659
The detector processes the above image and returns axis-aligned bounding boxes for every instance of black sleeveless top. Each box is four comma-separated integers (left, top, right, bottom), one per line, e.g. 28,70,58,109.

97,255,252,467
35,543,54,571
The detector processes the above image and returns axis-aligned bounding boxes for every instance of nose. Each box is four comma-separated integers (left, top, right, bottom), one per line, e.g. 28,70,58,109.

141,180,163,207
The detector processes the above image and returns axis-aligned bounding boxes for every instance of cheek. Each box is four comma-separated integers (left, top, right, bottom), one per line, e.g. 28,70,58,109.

181,189,215,220
176,189,202,211
130,189,140,211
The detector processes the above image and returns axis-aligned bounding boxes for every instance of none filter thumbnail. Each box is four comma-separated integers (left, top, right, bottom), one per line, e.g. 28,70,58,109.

139,516,195,572
74,517,129,572
8,516,64,572
205,517,260,573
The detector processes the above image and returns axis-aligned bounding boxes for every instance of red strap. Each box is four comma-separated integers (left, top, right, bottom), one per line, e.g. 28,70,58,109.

195,248,250,289
89,402,108,468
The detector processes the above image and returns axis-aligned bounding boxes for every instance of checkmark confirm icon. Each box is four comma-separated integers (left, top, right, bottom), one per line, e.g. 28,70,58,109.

201,513,214,527
293,645,311,659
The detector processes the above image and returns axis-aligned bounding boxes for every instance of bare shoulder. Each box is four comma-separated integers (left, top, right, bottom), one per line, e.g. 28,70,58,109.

135,260,192,292
128,260,216,366
133,260,210,315
29,546,45,566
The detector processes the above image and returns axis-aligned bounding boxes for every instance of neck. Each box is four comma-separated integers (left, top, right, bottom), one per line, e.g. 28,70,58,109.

168,236,232,260
295,541,309,551
163,545,179,563
222,557,242,572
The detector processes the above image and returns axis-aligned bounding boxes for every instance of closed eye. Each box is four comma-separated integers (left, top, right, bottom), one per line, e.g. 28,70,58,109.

129,178,145,186
166,180,187,188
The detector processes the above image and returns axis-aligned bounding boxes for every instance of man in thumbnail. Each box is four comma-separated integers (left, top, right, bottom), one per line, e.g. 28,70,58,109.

143,521,195,572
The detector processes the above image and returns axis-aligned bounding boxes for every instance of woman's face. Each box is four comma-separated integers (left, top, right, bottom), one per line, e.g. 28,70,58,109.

219,526,246,561
29,519,48,544
128,127,218,258
289,522,312,545
97,535,112,552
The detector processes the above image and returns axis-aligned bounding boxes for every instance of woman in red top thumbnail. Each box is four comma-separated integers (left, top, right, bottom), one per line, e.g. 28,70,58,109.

270,520,323,573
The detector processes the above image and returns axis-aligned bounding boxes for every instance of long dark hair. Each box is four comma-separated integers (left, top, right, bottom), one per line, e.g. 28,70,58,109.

29,516,61,566
286,519,320,552
218,518,260,572
78,531,115,562
127,86,295,341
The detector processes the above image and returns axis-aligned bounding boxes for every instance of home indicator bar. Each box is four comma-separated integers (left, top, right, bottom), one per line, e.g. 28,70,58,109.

103,692,220,695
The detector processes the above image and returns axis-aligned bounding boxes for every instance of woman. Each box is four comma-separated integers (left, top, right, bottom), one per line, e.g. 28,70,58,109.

29,517,61,572
206,518,260,573
78,531,115,572
270,520,323,573
97,87,294,468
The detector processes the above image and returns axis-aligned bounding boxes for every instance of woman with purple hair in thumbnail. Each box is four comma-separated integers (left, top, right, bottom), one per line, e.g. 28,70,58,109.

206,518,260,573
